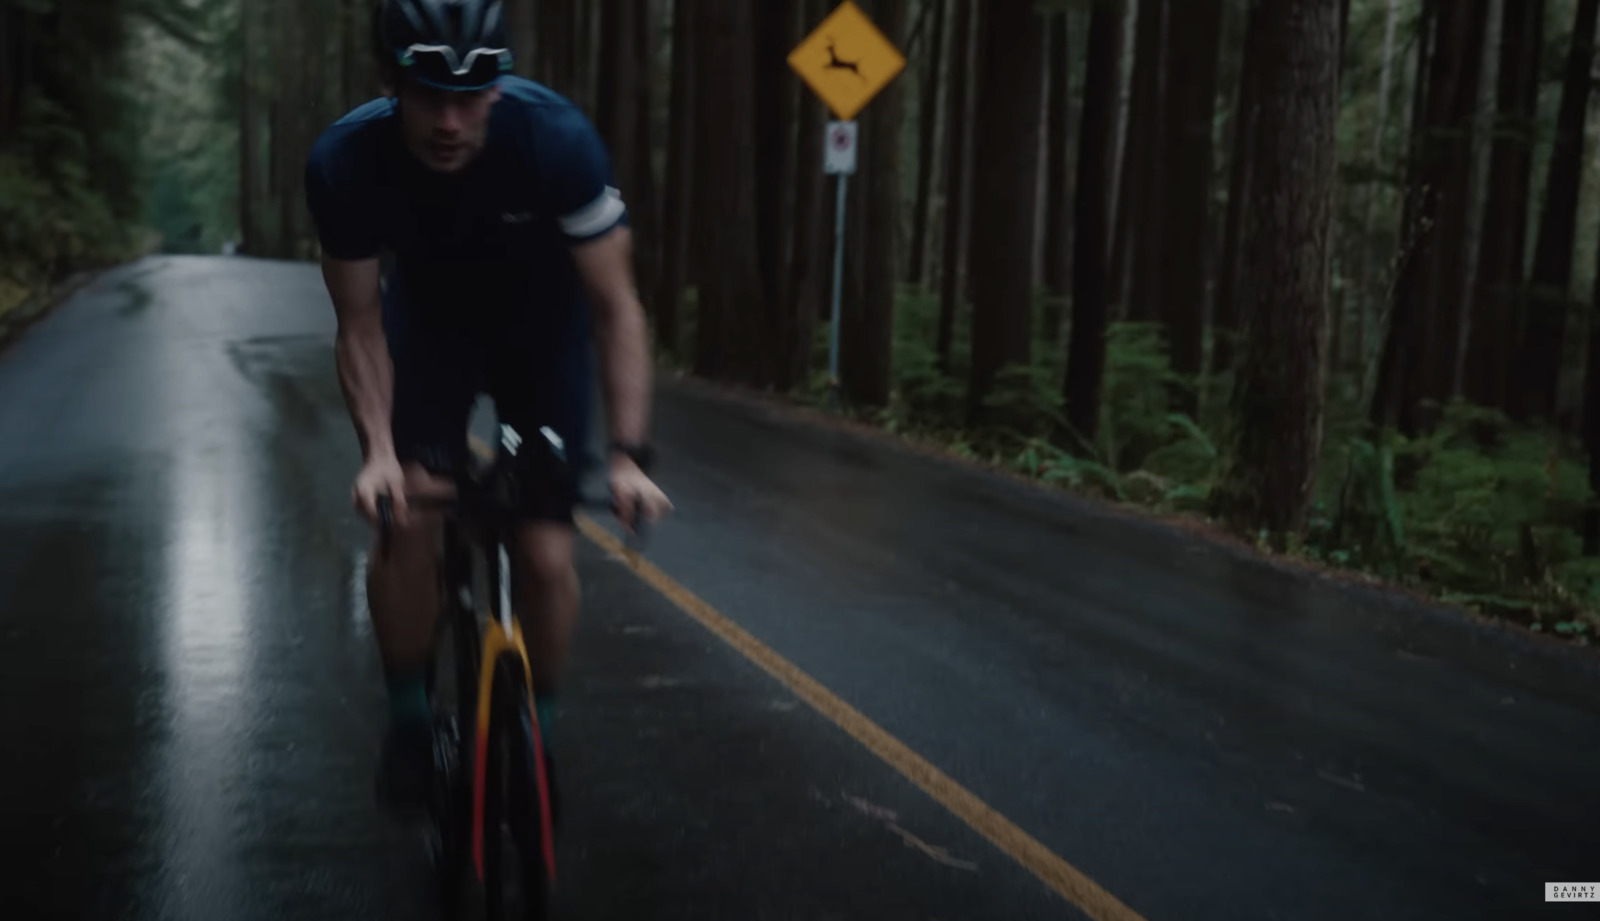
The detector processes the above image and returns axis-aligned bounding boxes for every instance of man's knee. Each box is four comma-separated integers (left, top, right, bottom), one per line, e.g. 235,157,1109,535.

514,522,577,593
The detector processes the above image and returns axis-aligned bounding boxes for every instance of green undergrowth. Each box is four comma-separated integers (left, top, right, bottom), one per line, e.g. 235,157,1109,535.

0,91,143,320
660,284,1600,644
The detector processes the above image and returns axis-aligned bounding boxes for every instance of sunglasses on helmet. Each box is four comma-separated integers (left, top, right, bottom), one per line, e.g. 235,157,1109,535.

395,42,513,90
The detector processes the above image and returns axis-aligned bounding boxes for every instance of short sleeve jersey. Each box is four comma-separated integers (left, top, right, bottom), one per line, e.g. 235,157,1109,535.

303,76,625,341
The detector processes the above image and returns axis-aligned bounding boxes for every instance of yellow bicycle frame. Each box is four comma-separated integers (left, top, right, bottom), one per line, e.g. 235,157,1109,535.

470,617,557,884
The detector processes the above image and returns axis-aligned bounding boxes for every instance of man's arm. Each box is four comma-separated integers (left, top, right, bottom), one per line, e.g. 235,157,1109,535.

572,226,651,454
321,255,396,463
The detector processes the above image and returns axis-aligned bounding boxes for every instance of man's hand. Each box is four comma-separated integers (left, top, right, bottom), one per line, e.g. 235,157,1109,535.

353,454,410,527
608,454,673,535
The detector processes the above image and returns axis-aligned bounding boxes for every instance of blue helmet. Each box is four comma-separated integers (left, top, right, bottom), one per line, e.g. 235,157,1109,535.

373,0,514,91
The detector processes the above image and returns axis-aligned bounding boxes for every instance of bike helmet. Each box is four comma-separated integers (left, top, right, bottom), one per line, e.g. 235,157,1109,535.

373,0,514,91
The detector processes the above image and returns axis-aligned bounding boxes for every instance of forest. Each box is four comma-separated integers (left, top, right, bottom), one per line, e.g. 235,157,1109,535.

6,0,1600,643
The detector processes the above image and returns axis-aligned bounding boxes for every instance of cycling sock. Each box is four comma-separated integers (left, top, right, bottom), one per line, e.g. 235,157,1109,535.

533,687,558,751
386,671,432,730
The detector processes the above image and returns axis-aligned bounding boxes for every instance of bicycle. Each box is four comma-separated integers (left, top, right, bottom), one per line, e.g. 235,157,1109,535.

376,422,645,919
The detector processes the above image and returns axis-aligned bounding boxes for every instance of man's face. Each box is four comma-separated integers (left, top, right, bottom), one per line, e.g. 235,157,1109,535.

390,81,501,173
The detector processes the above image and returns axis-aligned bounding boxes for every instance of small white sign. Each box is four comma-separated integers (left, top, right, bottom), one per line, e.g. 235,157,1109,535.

824,120,858,175
1547,883,1600,902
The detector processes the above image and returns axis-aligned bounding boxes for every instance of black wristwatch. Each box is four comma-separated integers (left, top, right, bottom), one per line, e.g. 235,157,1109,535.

608,440,656,472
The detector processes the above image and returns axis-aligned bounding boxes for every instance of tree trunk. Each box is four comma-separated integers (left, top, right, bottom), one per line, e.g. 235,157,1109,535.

1453,0,1502,397
506,0,538,77
537,0,570,90
1108,0,1165,318
1041,11,1072,337
1465,0,1542,412
1584,236,1600,553
1327,0,1353,371
1109,0,1139,227
842,0,909,407
1212,0,1339,541
786,0,827,391
776,0,800,331
1580,219,1600,546
691,0,763,382
1418,0,1489,408
596,0,638,189
935,0,974,374
0,4,15,139
1063,2,1122,449
630,0,660,305
1368,0,1438,432
1213,0,1267,377
907,0,947,287
579,0,602,114
1374,0,1487,436
770,0,807,391
300,0,327,256
1125,0,1170,325
754,0,790,357
273,1,303,259
965,0,1044,423
1352,0,1401,379
1159,0,1223,417
342,0,367,108
240,0,258,254
1515,0,1599,424
655,0,694,357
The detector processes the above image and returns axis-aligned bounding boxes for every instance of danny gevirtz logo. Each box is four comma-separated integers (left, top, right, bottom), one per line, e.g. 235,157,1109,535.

1547,883,1599,902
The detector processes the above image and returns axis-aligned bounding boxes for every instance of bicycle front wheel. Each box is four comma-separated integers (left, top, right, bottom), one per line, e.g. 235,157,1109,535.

485,659,553,921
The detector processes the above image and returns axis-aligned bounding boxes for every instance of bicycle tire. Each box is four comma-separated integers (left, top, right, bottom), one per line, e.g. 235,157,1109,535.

425,525,487,916
484,701,506,921
482,657,552,921
505,674,553,921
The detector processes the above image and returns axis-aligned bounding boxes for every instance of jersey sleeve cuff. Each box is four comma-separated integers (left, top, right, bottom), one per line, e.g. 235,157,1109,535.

559,186,628,241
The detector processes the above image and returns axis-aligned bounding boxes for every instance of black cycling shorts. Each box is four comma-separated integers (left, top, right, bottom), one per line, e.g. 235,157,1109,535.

381,286,593,525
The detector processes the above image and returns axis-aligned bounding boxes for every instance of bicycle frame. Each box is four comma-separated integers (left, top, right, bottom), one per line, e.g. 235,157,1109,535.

381,423,571,897
381,422,639,906
455,424,560,886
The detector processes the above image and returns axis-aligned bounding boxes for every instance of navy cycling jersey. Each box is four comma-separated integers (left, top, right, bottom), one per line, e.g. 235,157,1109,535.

303,76,627,338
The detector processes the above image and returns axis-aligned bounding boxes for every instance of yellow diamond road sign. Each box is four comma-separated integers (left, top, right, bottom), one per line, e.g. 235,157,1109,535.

788,1,906,123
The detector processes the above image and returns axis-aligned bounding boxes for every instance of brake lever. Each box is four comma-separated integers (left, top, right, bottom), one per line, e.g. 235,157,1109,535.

376,494,395,562
577,492,651,553
627,496,651,553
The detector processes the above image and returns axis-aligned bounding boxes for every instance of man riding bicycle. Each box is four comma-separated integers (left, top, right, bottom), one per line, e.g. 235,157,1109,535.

303,0,672,812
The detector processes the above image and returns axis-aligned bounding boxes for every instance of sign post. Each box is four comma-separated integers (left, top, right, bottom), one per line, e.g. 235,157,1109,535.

823,120,857,389
787,1,905,405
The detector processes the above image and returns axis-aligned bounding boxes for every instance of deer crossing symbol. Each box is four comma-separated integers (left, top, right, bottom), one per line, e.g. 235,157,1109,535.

823,38,865,81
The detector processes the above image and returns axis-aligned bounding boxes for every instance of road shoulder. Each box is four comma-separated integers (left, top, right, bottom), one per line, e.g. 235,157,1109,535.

654,371,1600,705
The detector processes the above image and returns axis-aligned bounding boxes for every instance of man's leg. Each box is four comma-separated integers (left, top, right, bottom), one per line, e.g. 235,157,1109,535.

507,519,580,831
512,522,582,699
367,463,450,708
371,285,476,811
367,465,447,809
481,295,594,748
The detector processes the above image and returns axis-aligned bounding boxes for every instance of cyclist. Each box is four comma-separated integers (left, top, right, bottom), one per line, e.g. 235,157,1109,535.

303,0,672,812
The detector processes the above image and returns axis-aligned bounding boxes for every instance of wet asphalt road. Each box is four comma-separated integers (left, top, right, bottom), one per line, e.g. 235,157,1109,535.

2,255,1599,921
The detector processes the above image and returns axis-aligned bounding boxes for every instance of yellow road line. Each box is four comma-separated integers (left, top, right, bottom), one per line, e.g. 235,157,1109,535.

466,435,1146,918
574,512,1149,921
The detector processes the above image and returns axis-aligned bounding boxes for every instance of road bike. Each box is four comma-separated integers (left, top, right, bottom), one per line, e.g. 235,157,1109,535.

377,423,642,919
